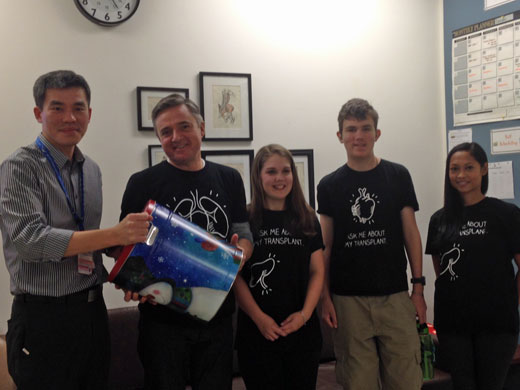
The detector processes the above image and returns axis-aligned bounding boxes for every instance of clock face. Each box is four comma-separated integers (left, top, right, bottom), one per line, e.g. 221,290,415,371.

75,0,140,26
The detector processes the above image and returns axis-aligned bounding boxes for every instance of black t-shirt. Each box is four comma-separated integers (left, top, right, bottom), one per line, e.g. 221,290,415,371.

120,160,249,327
317,160,419,296
426,197,520,333
236,209,323,351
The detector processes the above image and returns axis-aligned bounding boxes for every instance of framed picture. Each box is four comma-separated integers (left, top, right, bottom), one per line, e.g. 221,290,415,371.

290,149,315,209
199,72,253,141
148,145,167,167
137,87,189,131
201,149,254,203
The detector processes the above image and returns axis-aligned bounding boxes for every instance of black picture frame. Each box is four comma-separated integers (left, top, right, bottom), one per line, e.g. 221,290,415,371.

148,145,166,167
290,149,315,209
201,149,254,202
137,87,189,131
199,72,253,141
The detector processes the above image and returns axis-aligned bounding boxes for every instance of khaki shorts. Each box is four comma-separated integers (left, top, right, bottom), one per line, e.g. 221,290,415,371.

332,292,422,390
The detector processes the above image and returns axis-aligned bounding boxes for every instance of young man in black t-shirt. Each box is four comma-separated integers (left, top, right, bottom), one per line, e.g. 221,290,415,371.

119,94,253,390
317,98,425,389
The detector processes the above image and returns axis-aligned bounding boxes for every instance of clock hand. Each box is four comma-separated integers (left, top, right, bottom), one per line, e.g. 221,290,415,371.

112,0,119,8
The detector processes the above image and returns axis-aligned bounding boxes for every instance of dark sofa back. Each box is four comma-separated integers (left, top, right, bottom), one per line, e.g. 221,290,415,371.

108,306,143,390
108,304,335,387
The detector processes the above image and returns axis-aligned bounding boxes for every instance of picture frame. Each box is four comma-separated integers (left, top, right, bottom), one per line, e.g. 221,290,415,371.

290,149,315,209
137,87,189,131
201,149,254,203
199,72,253,141
148,145,167,167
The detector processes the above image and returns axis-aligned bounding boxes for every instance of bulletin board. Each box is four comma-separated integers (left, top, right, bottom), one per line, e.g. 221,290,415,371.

452,11,520,126
444,0,520,207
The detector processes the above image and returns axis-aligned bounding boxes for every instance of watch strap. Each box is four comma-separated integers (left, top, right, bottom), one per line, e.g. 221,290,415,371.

410,276,426,285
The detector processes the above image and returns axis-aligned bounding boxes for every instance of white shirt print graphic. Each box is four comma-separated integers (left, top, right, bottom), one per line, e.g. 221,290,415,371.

249,253,280,295
350,187,378,224
171,189,229,239
440,243,463,281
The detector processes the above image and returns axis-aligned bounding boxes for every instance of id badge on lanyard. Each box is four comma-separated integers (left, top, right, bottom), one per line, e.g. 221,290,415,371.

36,137,95,275
78,252,95,275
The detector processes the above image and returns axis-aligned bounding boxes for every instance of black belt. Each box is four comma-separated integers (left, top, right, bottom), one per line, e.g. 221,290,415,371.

14,285,103,304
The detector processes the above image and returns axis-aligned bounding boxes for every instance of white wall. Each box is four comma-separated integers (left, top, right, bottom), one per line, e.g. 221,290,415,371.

0,0,445,333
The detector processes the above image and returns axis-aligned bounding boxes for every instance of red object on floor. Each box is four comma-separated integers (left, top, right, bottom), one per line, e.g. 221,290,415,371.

427,323,437,335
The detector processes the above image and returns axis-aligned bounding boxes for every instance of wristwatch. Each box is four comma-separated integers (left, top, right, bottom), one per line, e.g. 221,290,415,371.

410,276,426,285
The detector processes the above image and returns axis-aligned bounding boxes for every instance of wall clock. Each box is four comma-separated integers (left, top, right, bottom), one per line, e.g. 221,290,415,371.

74,0,140,27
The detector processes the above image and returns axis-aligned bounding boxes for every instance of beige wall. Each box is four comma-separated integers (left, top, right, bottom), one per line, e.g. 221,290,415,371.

0,0,445,333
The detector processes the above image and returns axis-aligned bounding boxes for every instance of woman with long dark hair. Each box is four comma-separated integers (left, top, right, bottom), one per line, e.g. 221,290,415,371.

234,144,324,390
426,142,520,389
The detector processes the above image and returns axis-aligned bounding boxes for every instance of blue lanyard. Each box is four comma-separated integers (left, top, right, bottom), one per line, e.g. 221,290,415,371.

35,137,85,231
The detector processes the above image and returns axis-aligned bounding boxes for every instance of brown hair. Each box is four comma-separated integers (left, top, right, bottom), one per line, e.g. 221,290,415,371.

249,144,316,237
151,94,203,135
337,98,379,131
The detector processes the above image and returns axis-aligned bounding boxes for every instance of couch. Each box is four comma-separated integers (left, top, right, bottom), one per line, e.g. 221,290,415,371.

1,305,519,389
106,305,454,390
106,305,341,390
